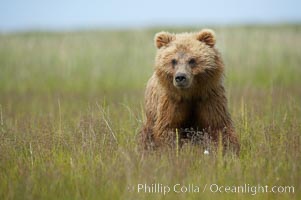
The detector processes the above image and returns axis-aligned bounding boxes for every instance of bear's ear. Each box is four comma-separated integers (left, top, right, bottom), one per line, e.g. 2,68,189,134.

154,31,174,49
196,29,216,47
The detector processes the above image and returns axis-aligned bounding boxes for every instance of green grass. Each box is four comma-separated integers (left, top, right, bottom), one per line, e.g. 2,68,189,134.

0,25,301,199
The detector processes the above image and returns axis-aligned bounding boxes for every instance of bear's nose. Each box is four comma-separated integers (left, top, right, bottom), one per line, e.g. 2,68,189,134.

175,73,187,83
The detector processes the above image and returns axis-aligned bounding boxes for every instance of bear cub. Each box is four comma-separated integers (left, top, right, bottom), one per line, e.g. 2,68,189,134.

140,29,240,154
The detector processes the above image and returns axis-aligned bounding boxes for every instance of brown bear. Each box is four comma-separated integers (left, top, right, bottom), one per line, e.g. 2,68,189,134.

140,29,239,154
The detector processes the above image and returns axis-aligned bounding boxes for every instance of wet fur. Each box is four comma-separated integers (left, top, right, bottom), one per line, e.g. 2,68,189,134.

140,30,240,153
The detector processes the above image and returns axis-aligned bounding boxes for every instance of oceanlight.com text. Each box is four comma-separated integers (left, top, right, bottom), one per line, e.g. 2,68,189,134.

133,183,295,195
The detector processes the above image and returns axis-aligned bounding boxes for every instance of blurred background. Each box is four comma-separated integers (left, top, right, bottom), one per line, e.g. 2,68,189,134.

1,0,301,31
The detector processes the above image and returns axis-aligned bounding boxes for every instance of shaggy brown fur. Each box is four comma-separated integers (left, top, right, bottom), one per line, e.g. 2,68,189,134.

140,29,240,153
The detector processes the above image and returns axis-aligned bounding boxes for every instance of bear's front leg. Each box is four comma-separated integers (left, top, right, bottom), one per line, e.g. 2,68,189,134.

197,96,240,154
152,97,188,147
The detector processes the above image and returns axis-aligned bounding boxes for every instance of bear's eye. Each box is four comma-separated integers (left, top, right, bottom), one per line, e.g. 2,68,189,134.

171,59,177,66
188,58,196,65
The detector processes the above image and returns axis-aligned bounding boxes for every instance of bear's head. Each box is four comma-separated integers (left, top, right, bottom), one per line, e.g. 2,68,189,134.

154,29,224,95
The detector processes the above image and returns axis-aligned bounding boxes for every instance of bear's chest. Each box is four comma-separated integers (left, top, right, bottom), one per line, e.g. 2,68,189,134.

172,101,200,128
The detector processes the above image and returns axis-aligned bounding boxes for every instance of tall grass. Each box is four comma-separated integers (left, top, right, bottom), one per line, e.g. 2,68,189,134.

0,25,301,199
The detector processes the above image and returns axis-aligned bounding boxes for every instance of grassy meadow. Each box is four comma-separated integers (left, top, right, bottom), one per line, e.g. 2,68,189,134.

0,25,301,199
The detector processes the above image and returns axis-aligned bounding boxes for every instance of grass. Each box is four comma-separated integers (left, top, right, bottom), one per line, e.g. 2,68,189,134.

0,25,301,199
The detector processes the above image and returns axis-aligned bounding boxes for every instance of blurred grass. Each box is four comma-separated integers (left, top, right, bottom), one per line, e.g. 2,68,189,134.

0,25,301,199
